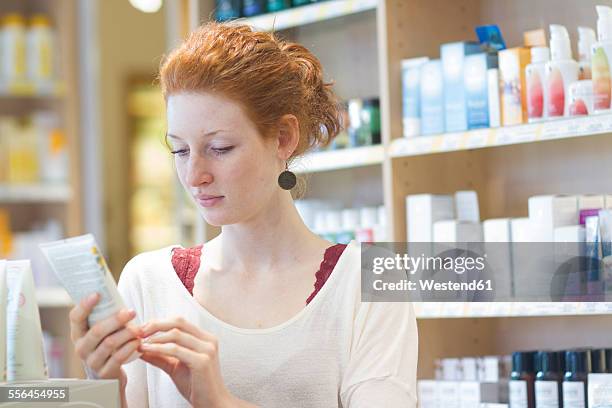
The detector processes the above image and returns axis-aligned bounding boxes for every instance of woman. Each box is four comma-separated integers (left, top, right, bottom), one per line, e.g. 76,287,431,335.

69,22,418,408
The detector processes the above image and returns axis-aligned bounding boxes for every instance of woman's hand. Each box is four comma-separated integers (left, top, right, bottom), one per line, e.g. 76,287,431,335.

138,317,235,408
69,293,143,407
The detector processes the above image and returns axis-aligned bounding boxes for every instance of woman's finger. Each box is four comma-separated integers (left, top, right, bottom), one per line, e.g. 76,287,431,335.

97,339,141,379
77,309,138,358
139,342,203,369
69,293,100,342
139,351,177,374
145,328,212,354
141,317,215,343
86,326,142,372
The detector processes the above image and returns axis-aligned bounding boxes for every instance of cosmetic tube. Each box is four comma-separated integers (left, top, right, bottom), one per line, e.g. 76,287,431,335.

5,260,48,381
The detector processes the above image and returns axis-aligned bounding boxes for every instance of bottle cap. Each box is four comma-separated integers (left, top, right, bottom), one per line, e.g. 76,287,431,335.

537,351,562,374
549,24,573,61
597,5,612,42
512,351,536,374
591,349,607,373
531,46,551,63
565,350,592,375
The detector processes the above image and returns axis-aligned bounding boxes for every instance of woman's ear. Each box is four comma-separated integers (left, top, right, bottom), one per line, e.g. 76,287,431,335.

277,114,300,161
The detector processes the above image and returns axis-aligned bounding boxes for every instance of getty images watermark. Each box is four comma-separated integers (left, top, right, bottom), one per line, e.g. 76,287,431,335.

360,242,612,302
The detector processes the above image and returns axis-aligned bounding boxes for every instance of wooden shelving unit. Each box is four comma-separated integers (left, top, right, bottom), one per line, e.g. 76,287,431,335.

176,0,612,381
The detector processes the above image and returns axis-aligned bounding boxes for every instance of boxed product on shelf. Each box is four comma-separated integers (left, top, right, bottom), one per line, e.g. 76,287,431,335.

420,60,445,135
526,46,551,122
589,373,612,408
499,46,531,126
546,25,580,118
402,57,429,138
406,194,454,242
579,194,606,210
432,220,483,243
528,195,579,242
441,41,482,133
593,5,612,114
455,190,480,222
465,52,499,130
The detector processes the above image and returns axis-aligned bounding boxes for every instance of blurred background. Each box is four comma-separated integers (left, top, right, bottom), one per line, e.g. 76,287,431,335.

3,0,612,398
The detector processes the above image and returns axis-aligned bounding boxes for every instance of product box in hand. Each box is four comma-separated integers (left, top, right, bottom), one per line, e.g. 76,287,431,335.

0,379,119,408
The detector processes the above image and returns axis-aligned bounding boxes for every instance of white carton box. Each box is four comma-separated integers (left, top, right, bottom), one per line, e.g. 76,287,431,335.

588,373,612,408
407,194,454,242
578,195,605,210
439,381,462,408
418,380,439,408
460,381,509,408
605,195,612,210
483,219,513,300
528,195,578,242
455,191,480,223
484,219,511,242
433,220,483,243
0,379,119,407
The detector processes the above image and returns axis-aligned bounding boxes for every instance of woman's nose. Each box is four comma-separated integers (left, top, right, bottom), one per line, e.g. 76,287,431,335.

185,155,213,187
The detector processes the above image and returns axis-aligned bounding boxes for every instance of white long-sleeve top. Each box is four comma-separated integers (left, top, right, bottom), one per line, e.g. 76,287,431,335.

117,240,418,407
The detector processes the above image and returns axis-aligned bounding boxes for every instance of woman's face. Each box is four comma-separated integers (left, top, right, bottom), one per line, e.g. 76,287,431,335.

166,92,283,226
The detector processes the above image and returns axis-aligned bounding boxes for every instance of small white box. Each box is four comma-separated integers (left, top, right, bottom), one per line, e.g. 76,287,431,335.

433,220,483,243
418,380,439,408
588,373,612,408
578,195,605,210
554,225,586,242
488,68,501,128
482,356,501,382
484,219,511,242
460,381,509,407
0,379,120,407
605,195,612,209
528,195,578,242
442,358,463,381
439,381,462,408
461,358,479,381
510,218,534,242
455,191,480,223
407,194,455,242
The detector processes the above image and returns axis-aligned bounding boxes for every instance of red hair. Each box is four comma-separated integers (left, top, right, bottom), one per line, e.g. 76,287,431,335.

159,22,342,158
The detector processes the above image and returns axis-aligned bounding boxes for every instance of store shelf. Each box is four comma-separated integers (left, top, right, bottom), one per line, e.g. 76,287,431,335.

294,144,384,173
0,184,73,203
36,287,72,308
243,0,378,31
390,114,612,158
414,302,612,319
0,81,65,99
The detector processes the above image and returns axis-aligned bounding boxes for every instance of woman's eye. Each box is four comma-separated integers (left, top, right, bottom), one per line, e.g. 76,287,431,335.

211,146,234,155
170,149,189,157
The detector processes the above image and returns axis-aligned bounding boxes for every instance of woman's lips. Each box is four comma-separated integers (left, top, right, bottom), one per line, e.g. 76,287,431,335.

195,195,224,208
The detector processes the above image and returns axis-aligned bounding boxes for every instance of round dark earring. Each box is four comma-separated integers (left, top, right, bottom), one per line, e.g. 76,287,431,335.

278,163,296,190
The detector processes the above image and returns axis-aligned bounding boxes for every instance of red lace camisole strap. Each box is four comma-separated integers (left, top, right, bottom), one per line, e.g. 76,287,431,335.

306,243,347,304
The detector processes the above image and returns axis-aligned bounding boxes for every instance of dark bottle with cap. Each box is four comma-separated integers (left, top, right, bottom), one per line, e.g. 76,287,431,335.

563,350,591,408
509,351,536,408
535,351,563,408
591,349,607,373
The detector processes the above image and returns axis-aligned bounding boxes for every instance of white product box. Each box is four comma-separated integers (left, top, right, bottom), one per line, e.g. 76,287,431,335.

462,358,479,381
455,191,480,223
433,220,483,243
554,225,586,242
460,381,509,408
483,219,513,300
480,404,509,408
442,358,463,381
407,194,455,242
510,218,535,242
439,381,462,408
528,195,578,242
578,194,605,210
487,68,501,128
0,379,119,407
481,356,501,382
588,373,612,408
605,195,612,209
418,380,439,408
484,219,511,242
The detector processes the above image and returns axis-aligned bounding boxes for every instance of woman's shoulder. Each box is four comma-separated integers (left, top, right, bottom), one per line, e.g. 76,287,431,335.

120,245,180,282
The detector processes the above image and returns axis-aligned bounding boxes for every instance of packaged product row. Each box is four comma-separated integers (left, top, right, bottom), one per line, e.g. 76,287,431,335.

0,112,69,185
295,199,387,244
216,0,328,21
0,12,58,86
401,5,612,138
419,348,612,408
0,210,63,287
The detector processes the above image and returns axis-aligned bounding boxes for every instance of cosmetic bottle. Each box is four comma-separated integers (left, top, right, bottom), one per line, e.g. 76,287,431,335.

509,351,536,408
526,46,550,122
535,351,563,408
593,5,612,112
546,25,579,118
563,350,590,408
578,27,596,80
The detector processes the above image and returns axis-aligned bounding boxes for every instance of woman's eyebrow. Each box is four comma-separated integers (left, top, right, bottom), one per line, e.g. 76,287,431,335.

166,130,225,140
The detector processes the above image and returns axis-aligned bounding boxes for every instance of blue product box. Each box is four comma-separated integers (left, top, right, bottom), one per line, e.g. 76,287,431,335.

441,42,482,133
420,60,445,136
402,57,429,138
464,52,499,129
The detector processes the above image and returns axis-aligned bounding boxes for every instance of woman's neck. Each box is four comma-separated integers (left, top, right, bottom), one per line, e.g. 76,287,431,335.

215,192,328,275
